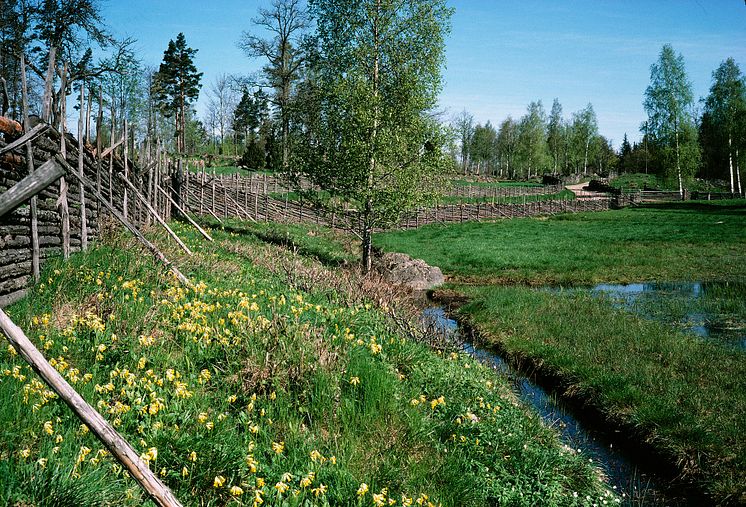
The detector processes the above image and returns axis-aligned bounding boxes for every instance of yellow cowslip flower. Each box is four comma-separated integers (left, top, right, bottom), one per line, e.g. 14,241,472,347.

43,421,54,435
402,495,413,506
245,455,258,473
181,466,189,477
356,483,369,496
147,447,158,462
250,424,260,435
274,481,289,494
198,369,211,384
197,412,209,424
37,458,48,468
19,448,31,458
269,391,276,400
213,475,226,488
189,451,197,462
55,434,63,444
205,421,214,430
311,484,327,497
253,489,264,506
349,376,360,386
329,455,337,465
373,492,387,506
281,472,293,483
137,357,147,370
160,468,167,477
271,441,284,454
256,477,265,488
230,485,244,496
300,473,314,488
309,449,322,462
227,394,237,403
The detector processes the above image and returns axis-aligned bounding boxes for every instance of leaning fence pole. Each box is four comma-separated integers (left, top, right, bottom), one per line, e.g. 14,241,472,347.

58,63,70,260
0,308,183,507
58,155,190,286
156,184,213,242
117,173,193,256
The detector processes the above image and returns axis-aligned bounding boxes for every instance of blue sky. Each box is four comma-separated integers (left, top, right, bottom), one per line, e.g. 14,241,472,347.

102,0,746,149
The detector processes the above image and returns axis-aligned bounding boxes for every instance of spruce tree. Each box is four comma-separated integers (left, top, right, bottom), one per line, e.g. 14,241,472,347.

154,33,203,153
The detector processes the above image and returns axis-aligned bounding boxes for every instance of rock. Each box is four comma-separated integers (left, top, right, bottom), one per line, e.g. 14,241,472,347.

374,252,445,291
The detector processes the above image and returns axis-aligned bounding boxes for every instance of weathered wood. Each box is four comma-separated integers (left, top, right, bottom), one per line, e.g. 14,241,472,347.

117,172,192,256
58,63,70,260
20,54,40,283
58,155,190,286
78,81,87,251
0,116,22,137
0,158,65,217
0,308,183,507
156,184,213,242
41,47,56,122
0,123,49,156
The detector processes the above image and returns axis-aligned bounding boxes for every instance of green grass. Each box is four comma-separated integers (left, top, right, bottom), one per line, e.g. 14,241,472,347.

0,220,616,506
374,200,746,504
457,285,746,502
375,201,746,285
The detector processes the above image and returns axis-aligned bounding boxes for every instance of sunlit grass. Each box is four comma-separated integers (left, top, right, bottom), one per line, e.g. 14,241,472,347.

0,221,616,506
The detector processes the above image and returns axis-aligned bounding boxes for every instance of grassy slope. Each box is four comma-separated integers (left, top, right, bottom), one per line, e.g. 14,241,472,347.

374,201,746,285
375,201,746,503
0,222,615,506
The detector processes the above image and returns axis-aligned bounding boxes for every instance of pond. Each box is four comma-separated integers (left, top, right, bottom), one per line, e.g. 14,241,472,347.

565,281,746,351
422,306,699,506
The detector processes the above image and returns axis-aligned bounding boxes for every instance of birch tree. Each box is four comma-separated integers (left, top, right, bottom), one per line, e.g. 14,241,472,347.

296,0,452,272
703,58,746,194
644,44,699,195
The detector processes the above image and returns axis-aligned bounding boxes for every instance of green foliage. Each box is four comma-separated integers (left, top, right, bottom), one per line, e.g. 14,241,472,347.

701,58,746,190
0,223,615,505
295,0,454,269
153,32,203,153
459,285,746,502
643,44,700,189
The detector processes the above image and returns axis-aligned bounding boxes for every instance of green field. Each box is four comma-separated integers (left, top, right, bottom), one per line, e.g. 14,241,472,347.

375,200,746,502
0,221,616,505
451,178,543,189
375,201,746,285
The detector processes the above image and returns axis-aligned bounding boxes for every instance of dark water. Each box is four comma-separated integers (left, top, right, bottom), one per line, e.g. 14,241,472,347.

562,281,746,351
422,306,693,506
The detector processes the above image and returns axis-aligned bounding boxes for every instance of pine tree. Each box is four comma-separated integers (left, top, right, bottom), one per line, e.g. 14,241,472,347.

154,33,203,153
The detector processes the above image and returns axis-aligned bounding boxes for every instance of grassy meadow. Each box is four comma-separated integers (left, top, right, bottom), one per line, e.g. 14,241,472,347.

375,200,746,503
375,201,746,285
0,221,618,506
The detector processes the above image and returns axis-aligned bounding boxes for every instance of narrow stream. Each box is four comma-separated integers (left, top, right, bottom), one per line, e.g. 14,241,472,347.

422,306,696,506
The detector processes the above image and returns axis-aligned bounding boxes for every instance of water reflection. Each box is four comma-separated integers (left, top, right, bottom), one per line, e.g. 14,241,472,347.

555,281,746,350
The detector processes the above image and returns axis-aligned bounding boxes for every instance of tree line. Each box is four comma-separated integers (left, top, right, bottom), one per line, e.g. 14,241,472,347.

451,45,746,194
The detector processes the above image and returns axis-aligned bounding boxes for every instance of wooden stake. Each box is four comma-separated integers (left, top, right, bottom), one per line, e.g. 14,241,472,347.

58,62,70,260
156,184,213,242
59,155,190,286
117,173,192,255
78,80,88,251
0,308,183,507
19,55,40,282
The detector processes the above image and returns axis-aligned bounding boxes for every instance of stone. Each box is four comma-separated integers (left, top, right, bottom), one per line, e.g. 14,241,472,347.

374,252,445,291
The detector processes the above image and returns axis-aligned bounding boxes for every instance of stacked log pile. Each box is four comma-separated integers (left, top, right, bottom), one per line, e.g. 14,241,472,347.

0,119,167,306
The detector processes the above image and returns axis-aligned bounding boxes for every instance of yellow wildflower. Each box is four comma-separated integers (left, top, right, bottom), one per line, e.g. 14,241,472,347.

349,376,360,386
357,483,369,496
230,485,244,496
275,482,289,494
271,441,284,454
213,475,226,488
